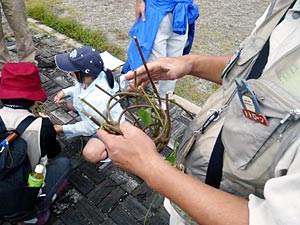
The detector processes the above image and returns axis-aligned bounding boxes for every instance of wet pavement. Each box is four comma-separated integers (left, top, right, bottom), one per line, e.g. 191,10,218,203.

0,18,194,225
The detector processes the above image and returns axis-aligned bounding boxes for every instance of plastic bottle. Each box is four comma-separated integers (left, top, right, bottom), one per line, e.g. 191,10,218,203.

27,164,45,187
40,156,48,179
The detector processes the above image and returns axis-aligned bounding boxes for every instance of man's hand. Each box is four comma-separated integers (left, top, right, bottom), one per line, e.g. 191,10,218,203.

125,56,191,91
135,0,146,21
98,121,163,179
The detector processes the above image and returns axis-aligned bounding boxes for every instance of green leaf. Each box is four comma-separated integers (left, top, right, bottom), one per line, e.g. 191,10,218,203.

165,154,176,165
137,109,153,127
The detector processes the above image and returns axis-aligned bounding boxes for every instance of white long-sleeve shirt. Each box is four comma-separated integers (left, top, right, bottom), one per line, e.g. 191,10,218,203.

62,71,124,139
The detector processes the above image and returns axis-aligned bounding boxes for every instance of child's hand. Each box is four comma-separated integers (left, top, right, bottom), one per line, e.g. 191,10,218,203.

54,91,66,105
38,112,50,118
54,125,63,134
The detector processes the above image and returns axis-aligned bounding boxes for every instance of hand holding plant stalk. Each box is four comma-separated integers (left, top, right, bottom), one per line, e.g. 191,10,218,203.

80,37,172,151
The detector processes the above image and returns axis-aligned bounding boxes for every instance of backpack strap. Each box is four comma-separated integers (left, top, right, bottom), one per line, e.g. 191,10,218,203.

0,116,36,153
14,116,36,137
0,117,7,135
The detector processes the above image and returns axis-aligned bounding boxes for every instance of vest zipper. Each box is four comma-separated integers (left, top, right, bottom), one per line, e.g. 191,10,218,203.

244,109,300,169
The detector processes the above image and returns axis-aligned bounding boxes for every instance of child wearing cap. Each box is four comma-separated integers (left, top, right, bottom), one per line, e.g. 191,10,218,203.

54,46,124,163
0,62,72,224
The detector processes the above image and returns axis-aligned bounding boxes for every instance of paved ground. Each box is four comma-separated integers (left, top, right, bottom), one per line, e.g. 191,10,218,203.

0,17,194,225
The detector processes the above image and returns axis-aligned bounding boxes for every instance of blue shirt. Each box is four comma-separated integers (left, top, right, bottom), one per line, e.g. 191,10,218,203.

62,71,124,139
122,0,199,73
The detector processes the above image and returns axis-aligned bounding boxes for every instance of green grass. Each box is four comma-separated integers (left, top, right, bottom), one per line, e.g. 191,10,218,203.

25,0,125,60
175,76,220,106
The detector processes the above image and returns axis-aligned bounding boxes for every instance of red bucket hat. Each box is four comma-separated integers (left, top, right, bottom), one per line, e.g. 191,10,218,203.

0,62,47,101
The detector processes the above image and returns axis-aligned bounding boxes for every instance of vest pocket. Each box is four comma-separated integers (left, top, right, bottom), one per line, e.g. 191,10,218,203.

222,79,300,177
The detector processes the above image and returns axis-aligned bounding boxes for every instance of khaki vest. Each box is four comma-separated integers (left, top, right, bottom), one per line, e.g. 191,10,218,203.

0,107,42,169
173,0,300,222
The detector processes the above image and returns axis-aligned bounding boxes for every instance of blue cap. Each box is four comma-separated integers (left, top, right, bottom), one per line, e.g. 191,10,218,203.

55,46,104,77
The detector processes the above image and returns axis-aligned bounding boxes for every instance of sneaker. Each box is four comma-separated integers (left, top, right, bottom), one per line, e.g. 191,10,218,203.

21,209,50,225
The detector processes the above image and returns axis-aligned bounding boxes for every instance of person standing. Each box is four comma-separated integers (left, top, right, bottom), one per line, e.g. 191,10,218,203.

0,0,36,71
121,0,199,98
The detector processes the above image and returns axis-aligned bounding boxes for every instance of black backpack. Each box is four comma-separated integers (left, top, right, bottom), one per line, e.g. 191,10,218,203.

0,116,41,221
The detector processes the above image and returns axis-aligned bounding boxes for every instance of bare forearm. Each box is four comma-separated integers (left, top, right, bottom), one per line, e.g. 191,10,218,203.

180,54,232,84
98,122,249,224
144,159,249,225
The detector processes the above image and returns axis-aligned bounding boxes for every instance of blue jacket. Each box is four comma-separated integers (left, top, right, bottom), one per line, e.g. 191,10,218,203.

122,0,199,73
